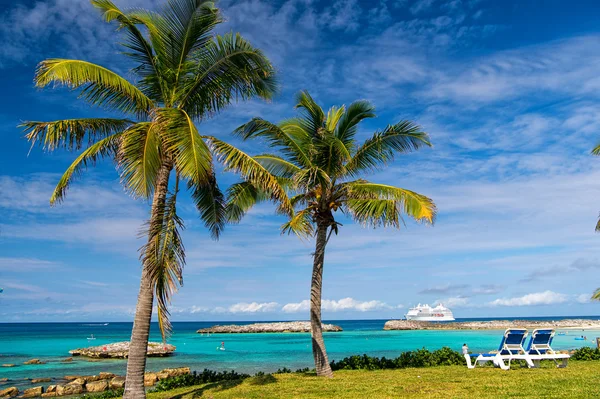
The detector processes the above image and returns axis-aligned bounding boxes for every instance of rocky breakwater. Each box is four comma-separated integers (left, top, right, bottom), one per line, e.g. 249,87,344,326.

383,319,600,330
198,321,343,333
69,341,175,358
0,368,190,398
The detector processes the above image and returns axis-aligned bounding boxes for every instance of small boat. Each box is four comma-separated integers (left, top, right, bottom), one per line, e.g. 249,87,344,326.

87,334,96,341
574,337,586,341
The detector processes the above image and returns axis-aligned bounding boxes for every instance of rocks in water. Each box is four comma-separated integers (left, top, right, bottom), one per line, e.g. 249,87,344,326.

62,376,80,381
85,380,108,393
40,393,56,398
0,379,8,383
383,318,600,331
23,359,45,365
56,383,83,396
69,341,175,358
59,359,72,363
30,379,51,384
197,321,343,334
109,377,125,389
22,386,43,398
0,387,18,398
45,386,56,394
1,365,15,368
69,378,86,386
98,372,115,379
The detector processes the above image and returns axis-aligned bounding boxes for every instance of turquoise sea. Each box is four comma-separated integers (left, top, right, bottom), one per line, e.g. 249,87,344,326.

1,318,598,387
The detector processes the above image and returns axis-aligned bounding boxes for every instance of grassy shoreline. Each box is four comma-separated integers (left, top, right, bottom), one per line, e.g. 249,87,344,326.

147,361,600,399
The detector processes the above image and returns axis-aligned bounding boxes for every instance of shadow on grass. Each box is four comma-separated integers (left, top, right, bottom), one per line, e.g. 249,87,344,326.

164,379,245,399
248,374,277,385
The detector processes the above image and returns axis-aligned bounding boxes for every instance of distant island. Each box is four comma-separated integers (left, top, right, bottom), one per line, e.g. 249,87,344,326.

69,342,175,358
197,321,343,333
383,319,600,330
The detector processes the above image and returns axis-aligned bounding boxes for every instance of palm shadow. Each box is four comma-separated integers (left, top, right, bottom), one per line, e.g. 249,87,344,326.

164,379,245,399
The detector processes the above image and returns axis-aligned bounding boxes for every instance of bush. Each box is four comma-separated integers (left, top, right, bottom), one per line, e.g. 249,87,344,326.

75,389,124,399
572,347,600,360
151,369,251,392
330,347,465,371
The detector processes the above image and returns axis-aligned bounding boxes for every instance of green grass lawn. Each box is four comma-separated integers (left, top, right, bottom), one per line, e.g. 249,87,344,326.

148,361,600,399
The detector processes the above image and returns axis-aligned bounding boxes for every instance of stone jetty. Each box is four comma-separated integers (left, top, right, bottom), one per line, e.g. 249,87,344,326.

69,341,175,358
197,321,343,333
383,319,600,330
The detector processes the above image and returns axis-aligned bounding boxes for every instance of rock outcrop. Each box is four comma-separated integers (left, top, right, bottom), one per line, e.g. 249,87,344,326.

197,321,343,333
85,380,108,393
109,377,125,389
1,365,15,368
23,359,45,365
383,318,600,330
69,341,175,358
22,387,43,398
56,383,83,396
0,387,18,398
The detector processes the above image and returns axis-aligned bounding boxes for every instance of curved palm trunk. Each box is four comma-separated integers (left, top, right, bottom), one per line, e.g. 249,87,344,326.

310,222,334,378
124,161,172,399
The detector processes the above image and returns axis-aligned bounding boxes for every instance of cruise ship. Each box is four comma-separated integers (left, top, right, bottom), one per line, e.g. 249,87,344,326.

404,303,455,321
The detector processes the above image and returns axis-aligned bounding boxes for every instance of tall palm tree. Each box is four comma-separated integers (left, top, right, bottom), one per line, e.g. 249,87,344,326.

20,1,286,397
223,91,437,377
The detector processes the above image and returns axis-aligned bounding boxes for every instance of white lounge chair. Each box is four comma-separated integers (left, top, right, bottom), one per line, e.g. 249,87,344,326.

525,329,569,368
468,328,534,370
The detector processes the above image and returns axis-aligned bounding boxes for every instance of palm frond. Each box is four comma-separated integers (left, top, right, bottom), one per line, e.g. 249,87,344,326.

35,59,153,116
294,90,325,134
178,32,277,119
207,136,292,215
91,0,166,102
156,108,213,189
345,121,431,177
119,122,162,199
20,118,131,151
596,214,600,232
225,181,270,223
325,105,345,133
346,182,436,224
592,288,600,301
254,154,301,178
142,185,185,341
345,199,403,228
50,132,123,204
592,144,600,156
234,118,312,167
335,100,376,147
189,171,226,239
281,208,314,238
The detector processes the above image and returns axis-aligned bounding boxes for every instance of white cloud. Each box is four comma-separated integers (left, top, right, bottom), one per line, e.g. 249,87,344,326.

0,257,58,272
576,294,592,304
435,296,470,308
282,297,392,313
487,291,568,307
227,302,280,313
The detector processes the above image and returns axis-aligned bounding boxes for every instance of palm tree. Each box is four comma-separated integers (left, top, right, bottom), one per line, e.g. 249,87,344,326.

223,91,437,377
20,1,286,397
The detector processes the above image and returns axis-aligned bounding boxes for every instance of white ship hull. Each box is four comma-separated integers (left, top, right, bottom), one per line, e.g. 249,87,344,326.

405,314,455,322
404,303,455,322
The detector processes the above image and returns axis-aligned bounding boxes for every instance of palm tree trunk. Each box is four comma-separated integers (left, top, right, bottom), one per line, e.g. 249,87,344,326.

123,160,172,399
310,222,334,378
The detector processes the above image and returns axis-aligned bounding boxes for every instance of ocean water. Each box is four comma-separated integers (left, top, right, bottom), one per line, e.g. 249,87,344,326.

0,317,598,385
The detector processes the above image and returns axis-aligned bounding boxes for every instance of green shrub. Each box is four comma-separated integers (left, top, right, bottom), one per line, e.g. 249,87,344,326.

330,347,465,371
151,369,251,392
75,389,124,399
572,347,600,360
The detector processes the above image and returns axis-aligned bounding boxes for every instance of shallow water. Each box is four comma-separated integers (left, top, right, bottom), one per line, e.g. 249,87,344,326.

0,318,597,383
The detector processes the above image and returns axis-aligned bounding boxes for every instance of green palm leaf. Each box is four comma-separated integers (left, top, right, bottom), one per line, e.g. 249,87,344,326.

35,59,153,115
346,182,436,224
225,181,269,223
178,32,277,118
189,172,226,239
254,154,301,178
50,132,124,204
294,90,325,134
156,108,213,186
335,100,376,147
207,136,292,215
20,118,131,151
345,121,431,177
119,123,162,199
281,208,314,238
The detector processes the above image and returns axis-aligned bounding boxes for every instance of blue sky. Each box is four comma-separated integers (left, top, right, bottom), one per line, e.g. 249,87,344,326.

2,0,600,322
